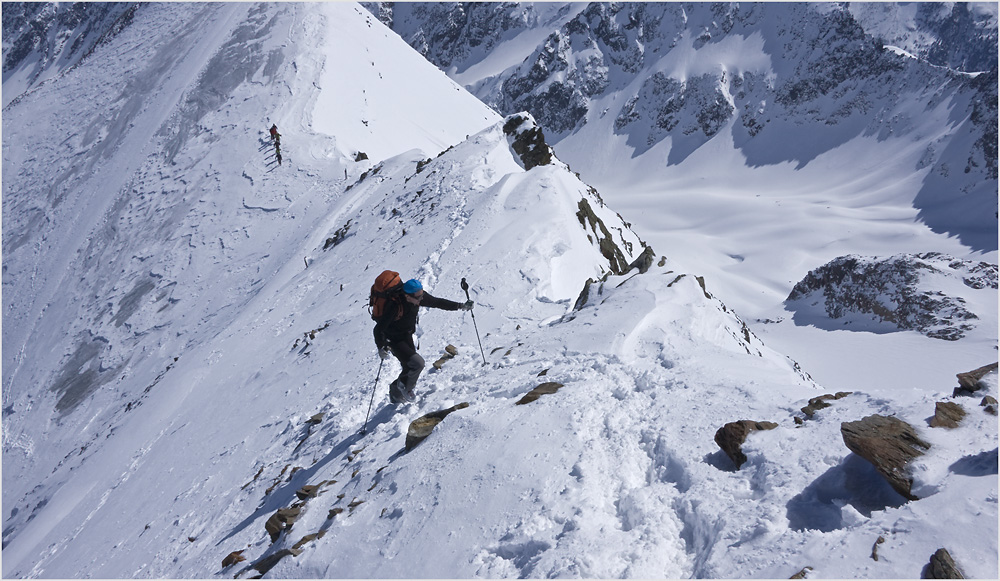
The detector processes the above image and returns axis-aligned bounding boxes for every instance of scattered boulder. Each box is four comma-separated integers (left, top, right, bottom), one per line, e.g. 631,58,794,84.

800,392,852,420
923,548,965,579
295,485,320,500
221,550,246,568
954,362,998,396
980,396,998,415
929,401,966,428
432,344,459,370
714,420,779,469
840,415,931,500
354,151,368,162
265,506,302,543
306,413,324,425
292,530,326,550
253,548,302,575
871,535,885,561
790,566,813,579
405,403,470,451
516,382,564,405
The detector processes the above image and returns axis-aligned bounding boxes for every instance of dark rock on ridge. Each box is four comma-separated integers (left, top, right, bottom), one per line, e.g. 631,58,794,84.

929,401,966,428
714,420,779,469
840,415,931,500
923,548,965,579
503,112,553,170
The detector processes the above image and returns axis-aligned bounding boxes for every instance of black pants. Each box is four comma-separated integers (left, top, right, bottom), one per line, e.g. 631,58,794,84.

388,336,425,393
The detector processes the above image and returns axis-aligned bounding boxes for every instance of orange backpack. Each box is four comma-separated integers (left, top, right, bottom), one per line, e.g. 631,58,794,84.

369,270,405,321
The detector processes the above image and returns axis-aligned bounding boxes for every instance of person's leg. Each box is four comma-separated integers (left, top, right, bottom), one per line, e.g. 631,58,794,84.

389,338,424,401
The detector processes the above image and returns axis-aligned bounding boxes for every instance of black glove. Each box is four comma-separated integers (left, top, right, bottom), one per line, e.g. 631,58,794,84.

461,300,474,311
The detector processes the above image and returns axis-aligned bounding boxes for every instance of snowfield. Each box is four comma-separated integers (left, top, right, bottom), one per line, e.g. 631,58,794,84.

2,2,996,579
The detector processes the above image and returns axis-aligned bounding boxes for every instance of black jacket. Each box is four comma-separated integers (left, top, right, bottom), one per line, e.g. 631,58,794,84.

373,291,462,349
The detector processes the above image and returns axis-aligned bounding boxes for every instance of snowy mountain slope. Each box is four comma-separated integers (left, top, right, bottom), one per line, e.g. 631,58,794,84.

371,2,998,319
848,2,999,72
1,2,137,108
1,2,997,580
2,2,497,575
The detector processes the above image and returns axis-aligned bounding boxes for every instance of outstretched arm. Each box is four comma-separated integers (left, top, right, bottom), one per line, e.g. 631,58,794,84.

418,292,464,311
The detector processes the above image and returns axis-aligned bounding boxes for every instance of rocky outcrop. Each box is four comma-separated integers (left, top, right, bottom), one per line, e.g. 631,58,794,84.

840,415,931,500
375,3,998,249
502,112,553,170
405,402,470,451
576,197,631,275
786,253,997,340
929,401,966,429
615,71,735,146
955,362,998,395
923,548,965,579
981,396,998,416
516,382,564,405
714,420,779,469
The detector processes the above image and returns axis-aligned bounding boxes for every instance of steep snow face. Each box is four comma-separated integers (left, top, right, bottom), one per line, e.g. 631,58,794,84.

309,3,501,162
1,3,996,580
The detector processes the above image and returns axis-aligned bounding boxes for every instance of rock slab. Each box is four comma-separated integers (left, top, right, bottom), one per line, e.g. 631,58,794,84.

405,402,470,451
929,401,966,428
841,415,930,500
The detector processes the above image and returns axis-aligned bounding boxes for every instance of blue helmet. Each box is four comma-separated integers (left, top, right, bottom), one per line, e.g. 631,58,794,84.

403,279,423,294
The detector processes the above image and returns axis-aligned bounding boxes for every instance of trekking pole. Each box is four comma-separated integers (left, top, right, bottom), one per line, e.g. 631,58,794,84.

361,357,384,435
461,278,487,366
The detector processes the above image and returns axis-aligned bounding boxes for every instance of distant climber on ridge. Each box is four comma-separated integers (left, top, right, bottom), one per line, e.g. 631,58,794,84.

269,124,280,144
370,272,473,404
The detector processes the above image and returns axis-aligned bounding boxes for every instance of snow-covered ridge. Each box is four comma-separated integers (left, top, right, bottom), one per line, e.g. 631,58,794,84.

375,1,998,311
2,2,997,579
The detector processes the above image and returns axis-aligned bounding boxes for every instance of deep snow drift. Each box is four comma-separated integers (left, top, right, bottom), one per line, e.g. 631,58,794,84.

2,3,997,579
